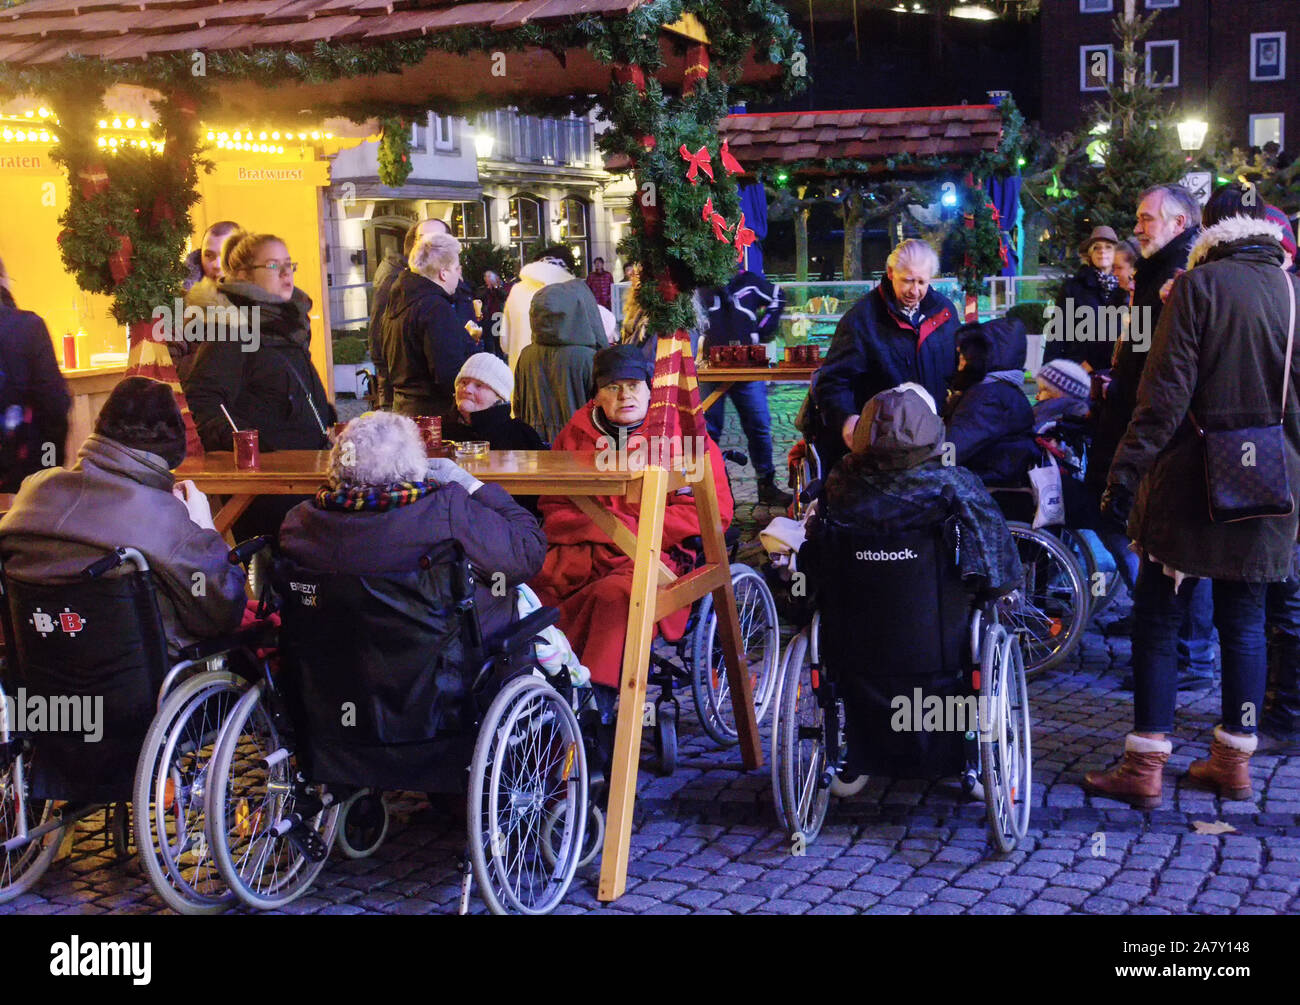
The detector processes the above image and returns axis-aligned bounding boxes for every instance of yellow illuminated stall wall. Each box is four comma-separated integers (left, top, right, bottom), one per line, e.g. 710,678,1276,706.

193,147,335,396
0,144,122,363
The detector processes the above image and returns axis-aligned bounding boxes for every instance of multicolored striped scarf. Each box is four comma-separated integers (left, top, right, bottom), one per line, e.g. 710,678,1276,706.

314,479,435,512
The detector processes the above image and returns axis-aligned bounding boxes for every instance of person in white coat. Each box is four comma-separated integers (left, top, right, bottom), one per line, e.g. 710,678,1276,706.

500,245,579,372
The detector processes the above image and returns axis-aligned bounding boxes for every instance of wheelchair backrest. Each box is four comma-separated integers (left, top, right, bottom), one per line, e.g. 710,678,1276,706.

0,560,170,800
812,516,970,682
271,550,483,749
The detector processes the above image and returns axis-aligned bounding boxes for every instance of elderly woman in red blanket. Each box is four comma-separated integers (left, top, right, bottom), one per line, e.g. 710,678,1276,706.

532,344,733,728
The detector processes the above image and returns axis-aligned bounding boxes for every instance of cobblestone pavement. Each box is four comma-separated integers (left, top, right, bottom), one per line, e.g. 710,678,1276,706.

5,385,1298,916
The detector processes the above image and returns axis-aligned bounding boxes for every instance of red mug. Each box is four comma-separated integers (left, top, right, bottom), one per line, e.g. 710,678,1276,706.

748,345,768,365
709,345,727,365
806,345,821,362
415,416,442,456
233,429,260,470
784,346,799,364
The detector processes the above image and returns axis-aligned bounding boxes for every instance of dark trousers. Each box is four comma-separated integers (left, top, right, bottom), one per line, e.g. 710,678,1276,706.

1132,558,1267,734
1265,544,1300,729
700,380,776,480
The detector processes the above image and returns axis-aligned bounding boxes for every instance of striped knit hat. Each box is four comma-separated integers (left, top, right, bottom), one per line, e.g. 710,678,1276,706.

1037,359,1091,401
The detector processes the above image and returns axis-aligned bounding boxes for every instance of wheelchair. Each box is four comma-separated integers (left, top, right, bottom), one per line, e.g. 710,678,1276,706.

770,492,1032,854
201,540,591,916
644,448,782,774
0,541,273,914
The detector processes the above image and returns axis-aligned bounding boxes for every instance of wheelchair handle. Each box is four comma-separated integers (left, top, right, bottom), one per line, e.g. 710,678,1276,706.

83,546,149,579
228,535,273,567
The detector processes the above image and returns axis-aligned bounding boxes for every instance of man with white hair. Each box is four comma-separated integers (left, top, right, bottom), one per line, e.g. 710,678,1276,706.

381,232,479,418
808,238,959,472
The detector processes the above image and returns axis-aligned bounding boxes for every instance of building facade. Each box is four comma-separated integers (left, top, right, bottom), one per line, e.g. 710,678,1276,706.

1040,0,1300,152
323,109,633,332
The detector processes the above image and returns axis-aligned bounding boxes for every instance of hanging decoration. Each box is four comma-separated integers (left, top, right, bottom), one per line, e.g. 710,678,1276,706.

679,144,715,185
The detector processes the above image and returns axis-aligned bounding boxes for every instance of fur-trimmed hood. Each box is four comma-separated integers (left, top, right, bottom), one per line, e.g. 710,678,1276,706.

1187,215,1287,269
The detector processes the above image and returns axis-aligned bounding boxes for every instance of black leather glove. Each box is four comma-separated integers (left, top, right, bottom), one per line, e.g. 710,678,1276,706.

1099,483,1133,530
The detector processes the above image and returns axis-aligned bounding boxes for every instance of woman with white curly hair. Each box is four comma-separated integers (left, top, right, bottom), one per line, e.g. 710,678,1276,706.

277,410,545,638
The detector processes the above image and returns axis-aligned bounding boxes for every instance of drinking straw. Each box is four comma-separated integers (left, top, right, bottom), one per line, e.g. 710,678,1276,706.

220,404,240,433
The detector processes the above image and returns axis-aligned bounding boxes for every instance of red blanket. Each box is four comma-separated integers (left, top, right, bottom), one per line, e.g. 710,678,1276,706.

531,402,733,687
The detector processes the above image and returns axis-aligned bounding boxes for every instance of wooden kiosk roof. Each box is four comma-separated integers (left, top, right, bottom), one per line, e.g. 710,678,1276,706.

0,1,778,115
720,104,1003,173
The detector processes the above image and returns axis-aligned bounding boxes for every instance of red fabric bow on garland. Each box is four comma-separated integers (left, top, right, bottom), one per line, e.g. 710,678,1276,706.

733,213,756,264
679,144,714,185
719,140,744,176
702,196,731,241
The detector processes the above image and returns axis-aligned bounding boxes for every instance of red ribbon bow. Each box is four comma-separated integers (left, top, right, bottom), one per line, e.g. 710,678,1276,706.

733,212,756,264
679,144,714,185
719,139,744,176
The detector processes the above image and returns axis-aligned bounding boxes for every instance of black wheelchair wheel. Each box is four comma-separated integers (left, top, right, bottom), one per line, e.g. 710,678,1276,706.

336,790,388,860
654,700,678,777
0,727,61,903
1005,522,1089,674
980,625,1032,854
110,801,133,861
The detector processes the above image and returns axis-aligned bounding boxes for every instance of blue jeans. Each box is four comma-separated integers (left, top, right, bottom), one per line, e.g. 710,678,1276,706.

1179,578,1218,677
700,380,776,480
1132,558,1267,734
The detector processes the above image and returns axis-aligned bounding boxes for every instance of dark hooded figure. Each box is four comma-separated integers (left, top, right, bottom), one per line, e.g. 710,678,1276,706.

512,279,605,444
943,316,1038,486
809,383,1023,598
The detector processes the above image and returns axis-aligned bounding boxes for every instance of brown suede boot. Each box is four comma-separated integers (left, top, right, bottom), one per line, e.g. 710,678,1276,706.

1187,725,1257,801
1083,733,1171,809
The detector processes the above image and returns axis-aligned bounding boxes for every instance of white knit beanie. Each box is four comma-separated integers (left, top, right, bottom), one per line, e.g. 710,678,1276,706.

1037,359,1091,401
456,352,513,404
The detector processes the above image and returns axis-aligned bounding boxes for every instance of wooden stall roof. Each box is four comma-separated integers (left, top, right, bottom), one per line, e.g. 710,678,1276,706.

0,0,645,63
0,0,780,115
720,104,1003,174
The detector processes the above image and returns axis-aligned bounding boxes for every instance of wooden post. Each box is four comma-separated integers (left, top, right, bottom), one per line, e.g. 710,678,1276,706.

597,466,670,903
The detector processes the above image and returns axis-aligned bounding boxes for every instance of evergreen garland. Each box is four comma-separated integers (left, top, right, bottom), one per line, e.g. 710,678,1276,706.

377,116,413,188
0,1,803,329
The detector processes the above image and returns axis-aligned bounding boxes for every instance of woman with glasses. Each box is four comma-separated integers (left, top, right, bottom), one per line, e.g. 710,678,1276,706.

184,231,334,454
183,231,336,539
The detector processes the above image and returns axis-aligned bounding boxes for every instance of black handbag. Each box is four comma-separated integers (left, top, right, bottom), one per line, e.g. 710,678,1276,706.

1190,270,1297,524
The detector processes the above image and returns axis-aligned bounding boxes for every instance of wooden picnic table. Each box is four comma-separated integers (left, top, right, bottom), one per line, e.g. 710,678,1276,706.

176,447,761,903
694,363,821,412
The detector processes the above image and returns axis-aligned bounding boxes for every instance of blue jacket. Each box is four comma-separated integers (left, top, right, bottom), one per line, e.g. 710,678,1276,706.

810,283,958,468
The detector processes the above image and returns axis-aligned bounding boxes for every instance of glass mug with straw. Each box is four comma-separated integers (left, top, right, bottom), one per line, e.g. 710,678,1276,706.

221,404,260,471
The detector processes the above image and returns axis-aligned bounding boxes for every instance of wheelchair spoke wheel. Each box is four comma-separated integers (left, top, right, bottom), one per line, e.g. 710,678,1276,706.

1059,527,1119,619
1004,523,1088,675
692,564,781,746
980,626,1032,853
541,802,603,871
134,670,246,914
0,714,61,902
771,627,830,845
469,675,587,915
206,683,339,911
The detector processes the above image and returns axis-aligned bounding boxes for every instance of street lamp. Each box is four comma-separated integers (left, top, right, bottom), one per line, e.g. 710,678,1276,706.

1177,118,1209,153
474,130,495,159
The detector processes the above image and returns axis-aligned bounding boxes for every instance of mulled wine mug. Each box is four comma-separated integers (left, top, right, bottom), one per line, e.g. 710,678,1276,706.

233,429,260,471
415,416,442,455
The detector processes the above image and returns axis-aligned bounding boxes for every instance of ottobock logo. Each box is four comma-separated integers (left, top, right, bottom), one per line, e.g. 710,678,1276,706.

855,548,919,562
28,607,89,638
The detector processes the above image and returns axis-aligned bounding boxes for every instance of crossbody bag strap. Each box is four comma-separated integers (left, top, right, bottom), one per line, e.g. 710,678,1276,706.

1281,269,1297,417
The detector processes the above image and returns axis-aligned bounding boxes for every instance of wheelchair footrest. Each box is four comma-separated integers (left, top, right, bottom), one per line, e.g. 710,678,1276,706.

278,817,330,864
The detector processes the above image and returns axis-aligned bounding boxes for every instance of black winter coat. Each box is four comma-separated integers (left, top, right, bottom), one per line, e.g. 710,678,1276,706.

183,281,334,452
367,255,405,408
382,270,478,418
1045,265,1128,371
944,318,1038,486
1109,217,1300,581
810,283,959,472
1090,226,1200,491
442,402,547,451
0,305,69,491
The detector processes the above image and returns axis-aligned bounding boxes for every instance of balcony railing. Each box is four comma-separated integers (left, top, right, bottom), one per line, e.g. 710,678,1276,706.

476,110,594,167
